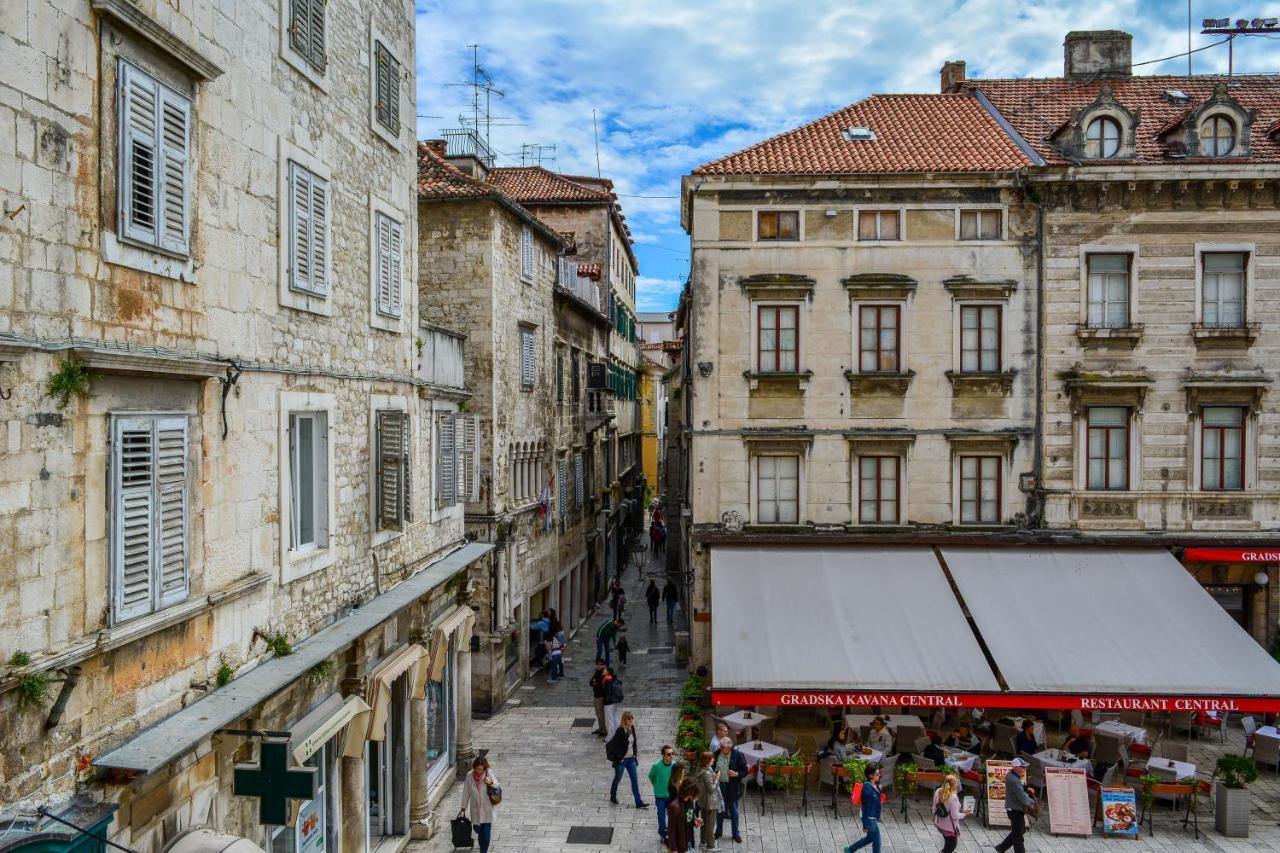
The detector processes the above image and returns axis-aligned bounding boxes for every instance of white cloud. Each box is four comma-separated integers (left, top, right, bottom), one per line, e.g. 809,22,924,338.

636,275,684,312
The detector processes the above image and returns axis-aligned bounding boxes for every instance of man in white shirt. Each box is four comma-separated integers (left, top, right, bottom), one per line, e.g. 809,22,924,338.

709,721,733,752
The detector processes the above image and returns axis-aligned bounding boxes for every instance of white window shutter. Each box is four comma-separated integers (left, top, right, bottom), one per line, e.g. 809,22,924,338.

461,414,480,502
376,410,406,531
154,417,189,607
118,61,160,247
558,458,568,520
112,417,155,622
288,162,313,293
521,226,534,280
156,89,190,255
437,413,456,507
309,172,329,295
521,330,535,386
575,453,584,508
376,212,402,317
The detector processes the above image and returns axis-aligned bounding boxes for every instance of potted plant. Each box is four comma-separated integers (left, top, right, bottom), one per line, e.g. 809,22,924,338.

676,718,706,760
1214,754,1258,837
1137,774,1160,822
841,757,869,785
762,755,806,790
679,700,702,721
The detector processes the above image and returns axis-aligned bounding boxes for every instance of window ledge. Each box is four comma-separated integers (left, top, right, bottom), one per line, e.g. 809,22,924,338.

944,370,1016,394
742,523,814,533
91,0,224,81
942,275,1017,300
842,273,917,300
284,545,336,584
845,369,915,395
102,231,196,282
744,370,813,391
71,344,226,379
1192,323,1259,346
1075,324,1144,345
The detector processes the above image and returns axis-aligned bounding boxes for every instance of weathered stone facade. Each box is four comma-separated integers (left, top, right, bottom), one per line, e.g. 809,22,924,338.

1,1,481,848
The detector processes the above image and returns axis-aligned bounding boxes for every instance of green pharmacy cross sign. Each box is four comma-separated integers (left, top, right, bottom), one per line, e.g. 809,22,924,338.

233,740,318,826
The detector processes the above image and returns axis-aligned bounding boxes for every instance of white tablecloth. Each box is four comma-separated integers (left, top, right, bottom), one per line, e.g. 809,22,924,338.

1006,717,1047,746
1146,757,1196,780
1095,720,1148,744
1034,749,1093,776
943,749,979,773
844,747,884,766
844,714,924,731
1257,725,1279,739
738,741,787,768
722,710,772,732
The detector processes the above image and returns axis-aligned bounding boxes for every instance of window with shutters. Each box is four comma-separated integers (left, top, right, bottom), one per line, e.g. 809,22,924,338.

520,226,535,282
111,414,190,623
375,410,410,532
372,208,403,320
373,40,401,136
287,0,326,74
556,351,564,404
574,452,584,509
116,60,192,258
571,350,581,402
519,328,536,389
436,413,457,508
456,414,479,503
289,412,329,551
288,160,329,296
558,457,568,521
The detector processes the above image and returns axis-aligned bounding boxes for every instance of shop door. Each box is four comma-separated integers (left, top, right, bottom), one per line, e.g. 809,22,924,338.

425,638,456,787
367,673,409,842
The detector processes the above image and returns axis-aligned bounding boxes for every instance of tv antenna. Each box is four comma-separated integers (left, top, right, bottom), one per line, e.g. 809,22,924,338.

444,45,527,158
520,143,557,167
1201,15,1280,78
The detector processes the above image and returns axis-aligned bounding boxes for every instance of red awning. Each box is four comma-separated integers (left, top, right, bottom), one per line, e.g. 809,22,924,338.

1183,548,1280,563
711,690,1280,713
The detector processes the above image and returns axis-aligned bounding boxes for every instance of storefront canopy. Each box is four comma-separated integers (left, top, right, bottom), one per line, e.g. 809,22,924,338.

710,545,1280,713
710,546,1001,694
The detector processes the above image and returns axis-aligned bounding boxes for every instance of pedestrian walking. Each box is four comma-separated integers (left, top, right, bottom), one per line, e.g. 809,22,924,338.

844,764,886,853
616,630,630,666
713,737,747,844
603,666,624,738
610,580,627,621
589,659,609,736
693,751,723,851
994,757,1034,853
646,580,661,624
654,521,667,556
648,744,677,846
596,616,622,666
545,632,564,683
460,756,499,853
606,712,650,809
932,773,969,853
662,578,679,624
667,780,699,853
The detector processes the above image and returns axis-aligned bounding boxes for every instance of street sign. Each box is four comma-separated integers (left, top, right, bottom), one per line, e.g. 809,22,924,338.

233,740,319,826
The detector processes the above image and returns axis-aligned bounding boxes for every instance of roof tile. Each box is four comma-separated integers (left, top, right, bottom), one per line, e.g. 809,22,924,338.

486,167,616,203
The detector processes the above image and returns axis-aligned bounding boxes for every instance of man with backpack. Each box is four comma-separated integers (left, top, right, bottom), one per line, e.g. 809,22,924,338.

596,616,623,666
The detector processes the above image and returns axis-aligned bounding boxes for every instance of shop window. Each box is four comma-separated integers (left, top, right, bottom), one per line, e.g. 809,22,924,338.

1202,406,1244,491
959,456,1000,524
425,638,455,783
858,456,899,523
858,305,900,373
367,673,409,838
757,210,798,241
270,741,334,853
1086,406,1130,491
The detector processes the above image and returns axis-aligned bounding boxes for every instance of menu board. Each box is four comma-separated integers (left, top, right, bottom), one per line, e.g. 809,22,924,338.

1044,767,1091,836
1100,787,1139,837
984,759,1012,827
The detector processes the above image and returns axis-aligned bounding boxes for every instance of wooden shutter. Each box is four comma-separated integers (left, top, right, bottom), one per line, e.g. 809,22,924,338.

376,212,402,317
290,0,326,71
118,61,159,247
155,417,189,606
376,410,406,531
374,42,400,135
289,162,328,295
575,453,584,508
156,89,190,255
436,413,456,507
521,227,534,280
520,330,535,387
309,171,328,295
457,414,479,502
558,458,568,520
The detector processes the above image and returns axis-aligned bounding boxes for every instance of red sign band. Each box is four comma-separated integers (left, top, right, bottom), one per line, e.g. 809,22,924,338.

711,690,1280,713
1182,548,1280,563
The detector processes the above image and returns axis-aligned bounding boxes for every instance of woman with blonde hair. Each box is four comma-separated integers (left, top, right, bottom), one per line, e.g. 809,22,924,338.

693,750,723,850
931,773,969,853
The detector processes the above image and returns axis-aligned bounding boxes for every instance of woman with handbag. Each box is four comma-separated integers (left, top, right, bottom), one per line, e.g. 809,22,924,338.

931,773,969,853
460,756,501,853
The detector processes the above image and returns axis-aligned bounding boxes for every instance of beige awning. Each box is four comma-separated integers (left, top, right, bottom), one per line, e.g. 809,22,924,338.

290,694,371,765
423,607,475,692
364,643,426,741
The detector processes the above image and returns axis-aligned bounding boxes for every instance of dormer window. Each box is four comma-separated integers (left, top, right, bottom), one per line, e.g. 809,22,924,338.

1200,115,1237,157
1085,117,1121,158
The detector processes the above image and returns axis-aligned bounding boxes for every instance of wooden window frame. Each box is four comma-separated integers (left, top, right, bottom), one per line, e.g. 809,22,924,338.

1201,406,1245,492
959,305,1001,373
1201,251,1247,328
857,209,901,242
756,210,799,242
958,455,1001,524
958,209,1001,241
1086,406,1131,491
1085,116,1122,159
1085,253,1131,329
858,304,900,373
858,455,900,524
757,305,800,373
755,453,800,524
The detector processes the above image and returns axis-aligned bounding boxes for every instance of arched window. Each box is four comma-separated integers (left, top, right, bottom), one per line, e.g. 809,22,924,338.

1200,115,1236,157
1085,116,1122,159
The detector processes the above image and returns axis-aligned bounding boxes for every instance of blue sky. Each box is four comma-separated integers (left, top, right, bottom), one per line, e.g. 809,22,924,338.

415,2,1279,312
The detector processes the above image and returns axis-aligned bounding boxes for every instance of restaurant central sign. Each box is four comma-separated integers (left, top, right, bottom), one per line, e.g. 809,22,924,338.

711,690,1280,712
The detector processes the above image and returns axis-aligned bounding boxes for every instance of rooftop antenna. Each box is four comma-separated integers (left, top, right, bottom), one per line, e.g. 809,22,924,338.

444,45,508,153
1188,0,1193,75
520,143,557,167
1201,15,1280,80
592,109,602,177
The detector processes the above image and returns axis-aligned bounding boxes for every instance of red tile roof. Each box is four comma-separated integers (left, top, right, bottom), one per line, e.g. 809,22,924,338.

576,262,601,280
969,74,1280,165
694,94,1033,176
417,143,499,199
486,167,616,203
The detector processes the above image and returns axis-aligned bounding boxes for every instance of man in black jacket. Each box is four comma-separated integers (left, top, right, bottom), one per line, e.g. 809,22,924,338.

662,579,679,624
589,659,608,736
713,737,748,843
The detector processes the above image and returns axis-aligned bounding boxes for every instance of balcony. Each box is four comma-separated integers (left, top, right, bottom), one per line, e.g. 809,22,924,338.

556,258,607,317
443,128,495,169
418,323,466,391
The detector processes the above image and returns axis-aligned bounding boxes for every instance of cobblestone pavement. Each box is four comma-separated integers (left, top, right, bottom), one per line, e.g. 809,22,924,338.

413,543,1280,852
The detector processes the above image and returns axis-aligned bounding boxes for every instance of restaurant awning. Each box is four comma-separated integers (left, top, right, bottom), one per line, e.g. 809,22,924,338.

940,547,1280,700
710,545,1280,713
710,545,1001,695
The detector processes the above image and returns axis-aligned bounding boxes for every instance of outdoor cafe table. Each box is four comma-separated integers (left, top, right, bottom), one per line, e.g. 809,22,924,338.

1005,716,1047,746
943,748,979,773
1033,748,1093,776
723,709,772,734
844,714,924,731
1146,756,1196,780
1095,720,1149,744
845,746,885,766
739,740,787,770
1258,725,1279,739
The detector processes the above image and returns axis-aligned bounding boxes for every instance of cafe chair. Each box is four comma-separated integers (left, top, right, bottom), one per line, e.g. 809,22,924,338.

1199,711,1229,743
928,708,946,731
1165,710,1197,742
1126,739,1152,760
761,759,811,816
895,724,924,754
1139,780,1199,838
913,735,932,755
991,724,1018,758
1241,715,1258,756
1070,709,1086,729
1092,731,1128,767
1252,732,1280,774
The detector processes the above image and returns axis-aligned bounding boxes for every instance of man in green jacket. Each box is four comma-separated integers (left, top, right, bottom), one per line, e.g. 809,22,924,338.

648,744,676,846
596,616,623,666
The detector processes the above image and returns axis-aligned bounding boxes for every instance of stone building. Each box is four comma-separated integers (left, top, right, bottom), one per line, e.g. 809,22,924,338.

678,93,1040,669
416,142,567,714
954,31,1280,646
0,1,485,849
487,168,646,577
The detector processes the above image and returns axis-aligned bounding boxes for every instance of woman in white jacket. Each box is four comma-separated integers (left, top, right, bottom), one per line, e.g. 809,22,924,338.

931,773,968,853
461,756,499,853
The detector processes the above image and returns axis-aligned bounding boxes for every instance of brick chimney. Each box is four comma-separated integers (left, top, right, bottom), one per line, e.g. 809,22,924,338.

1064,30,1132,79
941,60,966,93
421,138,448,158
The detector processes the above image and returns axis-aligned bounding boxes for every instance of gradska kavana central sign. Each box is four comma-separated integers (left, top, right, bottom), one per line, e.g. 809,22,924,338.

710,691,1280,712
